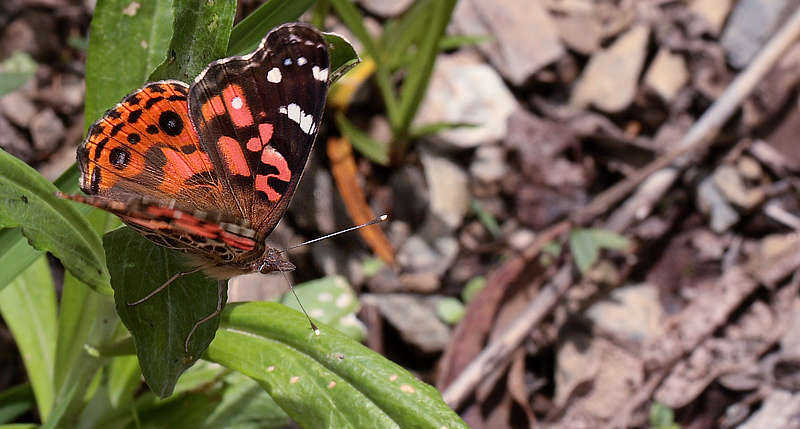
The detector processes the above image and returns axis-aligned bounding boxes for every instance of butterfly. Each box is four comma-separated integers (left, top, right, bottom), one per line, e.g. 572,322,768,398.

58,23,330,290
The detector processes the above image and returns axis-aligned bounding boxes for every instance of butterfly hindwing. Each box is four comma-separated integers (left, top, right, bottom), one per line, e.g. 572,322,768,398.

188,22,330,241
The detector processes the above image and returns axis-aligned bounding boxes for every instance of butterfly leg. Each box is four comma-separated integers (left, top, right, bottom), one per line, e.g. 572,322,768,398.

127,266,206,306
184,280,226,353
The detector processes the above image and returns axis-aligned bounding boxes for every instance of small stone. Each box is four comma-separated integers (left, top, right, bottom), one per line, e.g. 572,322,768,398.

396,235,440,272
0,91,37,128
644,47,689,102
419,149,469,231
0,113,32,163
697,176,740,233
721,0,795,68
29,108,64,155
415,51,518,149
712,164,765,210
737,156,763,181
552,12,602,55
469,144,507,184
571,24,651,113
586,283,664,343
452,0,564,86
689,0,735,35
356,0,414,17
399,271,440,293
507,228,536,251
363,294,451,353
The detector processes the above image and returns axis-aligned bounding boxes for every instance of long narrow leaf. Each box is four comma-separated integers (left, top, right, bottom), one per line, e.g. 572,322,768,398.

0,150,110,294
0,256,57,420
227,0,318,56
394,0,458,153
84,0,174,128
150,0,236,82
330,0,400,124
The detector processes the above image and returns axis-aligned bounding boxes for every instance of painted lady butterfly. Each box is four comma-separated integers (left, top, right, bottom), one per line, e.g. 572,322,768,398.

58,23,330,287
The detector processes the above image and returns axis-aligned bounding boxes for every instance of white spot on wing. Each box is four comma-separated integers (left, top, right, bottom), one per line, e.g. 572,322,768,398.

284,58,292,66
267,67,282,83
312,66,329,82
231,96,243,109
297,56,307,66
279,103,316,135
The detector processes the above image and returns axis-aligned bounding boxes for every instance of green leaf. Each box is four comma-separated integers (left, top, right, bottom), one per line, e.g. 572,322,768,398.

410,121,476,139
570,228,598,274
0,164,85,292
324,31,361,84
149,0,237,83
206,302,467,428
280,276,365,342
0,52,37,97
470,199,501,238
435,297,465,325
0,256,57,420
0,384,35,425
330,0,399,121
202,371,289,428
227,0,318,56
105,227,224,398
84,0,174,128
335,112,390,166
461,276,486,303
0,229,44,294
0,149,110,294
650,401,680,429
394,0,458,150
591,228,630,251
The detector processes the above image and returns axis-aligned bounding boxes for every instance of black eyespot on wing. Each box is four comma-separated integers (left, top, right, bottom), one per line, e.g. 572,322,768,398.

127,133,140,144
159,110,184,136
109,147,130,169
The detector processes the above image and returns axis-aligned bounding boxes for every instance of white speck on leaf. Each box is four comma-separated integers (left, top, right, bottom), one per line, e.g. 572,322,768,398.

122,2,140,16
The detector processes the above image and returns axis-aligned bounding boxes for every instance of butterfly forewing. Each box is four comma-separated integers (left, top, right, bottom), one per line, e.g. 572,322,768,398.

76,82,229,214
188,23,330,242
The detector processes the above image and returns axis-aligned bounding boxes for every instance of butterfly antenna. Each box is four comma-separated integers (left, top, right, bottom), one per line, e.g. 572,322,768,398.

279,268,320,335
280,214,388,253
277,214,388,335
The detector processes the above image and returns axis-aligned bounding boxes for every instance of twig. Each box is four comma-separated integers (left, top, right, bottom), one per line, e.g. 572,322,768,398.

442,264,573,410
574,5,800,227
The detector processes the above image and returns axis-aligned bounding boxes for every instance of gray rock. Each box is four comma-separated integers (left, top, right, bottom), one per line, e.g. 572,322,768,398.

586,283,664,344
721,0,795,68
689,0,734,36
356,0,414,17
29,107,64,155
571,24,651,113
362,294,451,353
0,91,37,128
0,113,32,162
697,175,740,233
469,144,507,184
419,148,469,231
415,51,518,150
451,0,565,86
644,47,690,103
